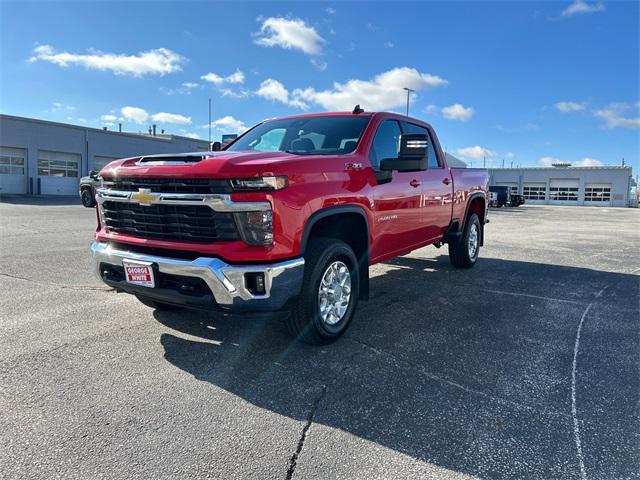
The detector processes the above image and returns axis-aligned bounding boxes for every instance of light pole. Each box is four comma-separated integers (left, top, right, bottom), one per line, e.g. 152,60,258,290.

208,98,212,144
403,87,415,116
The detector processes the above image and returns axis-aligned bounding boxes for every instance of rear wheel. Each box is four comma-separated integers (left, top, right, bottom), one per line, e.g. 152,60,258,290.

136,296,181,311
449,213,481,268
81,188,95,207
287,238,360,344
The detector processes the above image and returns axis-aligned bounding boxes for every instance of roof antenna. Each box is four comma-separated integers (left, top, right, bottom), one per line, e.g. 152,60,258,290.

352,104,364,114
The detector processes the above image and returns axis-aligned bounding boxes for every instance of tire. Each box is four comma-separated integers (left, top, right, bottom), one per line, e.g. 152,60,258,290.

136,295,181,311
449,213,481,269
81,188,95,207
286,238,360,345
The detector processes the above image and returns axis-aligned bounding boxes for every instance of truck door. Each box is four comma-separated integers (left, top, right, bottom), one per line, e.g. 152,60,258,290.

401,122,453,241
369,119,428,259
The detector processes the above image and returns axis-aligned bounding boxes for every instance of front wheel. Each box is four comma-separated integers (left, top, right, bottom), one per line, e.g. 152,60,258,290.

286,238,360,345
449,213,481,268
81,188,95,207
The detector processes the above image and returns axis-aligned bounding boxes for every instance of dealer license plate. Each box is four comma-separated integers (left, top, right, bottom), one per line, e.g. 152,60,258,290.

123,260,155,288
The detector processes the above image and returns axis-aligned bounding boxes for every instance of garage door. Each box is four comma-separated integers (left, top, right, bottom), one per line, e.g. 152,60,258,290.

523,183,546,203
38,150,80,195
0,146,27,194
549,179,579,205
584,183,611,206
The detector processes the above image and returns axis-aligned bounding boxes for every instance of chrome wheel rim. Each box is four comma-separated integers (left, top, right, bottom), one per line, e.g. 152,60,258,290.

318,261,351,325
468,223,479,259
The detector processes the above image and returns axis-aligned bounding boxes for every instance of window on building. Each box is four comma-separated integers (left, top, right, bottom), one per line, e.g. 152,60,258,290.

585,185,611,202
401,121,442,168
369,120,402,170
37,150,79,177
549,186,578,201
523,184,546,200
0,147,26,175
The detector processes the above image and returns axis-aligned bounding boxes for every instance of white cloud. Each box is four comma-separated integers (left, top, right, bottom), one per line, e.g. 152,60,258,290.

292,67,447,111
204,116,247,134
561,0,605,17
554,101,586,112
254,17,325,55
505,152,515,159
179,130,201,139
441,103,475,121
538,156,603,166
310,58,328,71
384,41,394,49
50,102,75,112
575,157,604,166
201,69,245,85
29,45,185,77
455,146,497,160
100,114,117,122
593,102,640,129
151,112,192,125
326,7,336,14
256,78,308,109
182,82,200,88
120,106,148,124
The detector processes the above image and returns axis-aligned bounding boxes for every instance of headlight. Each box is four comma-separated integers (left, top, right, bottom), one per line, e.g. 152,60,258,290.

230,176,287,191
234,210,273,246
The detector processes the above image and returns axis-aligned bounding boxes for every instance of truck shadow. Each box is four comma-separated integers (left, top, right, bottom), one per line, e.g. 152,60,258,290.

153,255,639,478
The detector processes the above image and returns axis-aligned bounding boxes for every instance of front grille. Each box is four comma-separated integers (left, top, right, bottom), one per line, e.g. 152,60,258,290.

104,177,232,194
102,201,239,243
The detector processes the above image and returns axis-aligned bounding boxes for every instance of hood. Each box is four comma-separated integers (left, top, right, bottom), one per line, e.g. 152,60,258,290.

100,150,302,179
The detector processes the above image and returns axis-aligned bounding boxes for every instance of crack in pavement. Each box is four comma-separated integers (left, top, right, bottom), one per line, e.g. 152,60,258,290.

285,384,327,480
0,272,113,292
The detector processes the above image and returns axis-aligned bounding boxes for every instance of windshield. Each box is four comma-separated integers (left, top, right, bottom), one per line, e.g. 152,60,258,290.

226,115,371,155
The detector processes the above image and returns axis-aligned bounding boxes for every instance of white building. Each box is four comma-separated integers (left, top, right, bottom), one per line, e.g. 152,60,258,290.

0,114,209,196
489,166,634,207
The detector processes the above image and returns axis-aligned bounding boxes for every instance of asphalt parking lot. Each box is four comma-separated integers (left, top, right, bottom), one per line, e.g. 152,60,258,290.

1,198,638,480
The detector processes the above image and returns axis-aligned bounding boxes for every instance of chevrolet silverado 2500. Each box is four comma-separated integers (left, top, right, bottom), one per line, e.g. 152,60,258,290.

91,109,489,344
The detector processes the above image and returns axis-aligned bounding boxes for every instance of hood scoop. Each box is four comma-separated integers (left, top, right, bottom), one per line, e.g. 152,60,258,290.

136,153,208,165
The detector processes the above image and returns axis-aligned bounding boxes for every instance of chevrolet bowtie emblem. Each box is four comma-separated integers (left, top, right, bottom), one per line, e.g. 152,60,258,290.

131,188,158,206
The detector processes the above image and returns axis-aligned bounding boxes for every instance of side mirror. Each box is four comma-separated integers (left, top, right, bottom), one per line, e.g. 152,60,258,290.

89,170,98,178
380,134,428,172
210,141,222,151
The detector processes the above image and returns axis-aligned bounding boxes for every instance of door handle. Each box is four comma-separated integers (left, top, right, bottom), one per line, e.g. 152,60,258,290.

442,178,450,185
409,179,421,188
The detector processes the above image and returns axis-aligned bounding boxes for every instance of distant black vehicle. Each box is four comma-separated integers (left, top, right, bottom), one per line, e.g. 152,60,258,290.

510,194,525,207
79,170,100,207
489,186,511,207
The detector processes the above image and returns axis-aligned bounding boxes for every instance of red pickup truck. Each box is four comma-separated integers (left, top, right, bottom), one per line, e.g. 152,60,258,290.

92,109,489,344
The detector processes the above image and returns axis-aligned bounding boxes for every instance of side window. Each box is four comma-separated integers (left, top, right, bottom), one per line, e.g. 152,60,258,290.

401,122,442,168
369,120,402,170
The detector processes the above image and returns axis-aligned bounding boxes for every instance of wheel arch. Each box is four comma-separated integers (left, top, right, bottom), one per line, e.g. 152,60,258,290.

300,205,371,300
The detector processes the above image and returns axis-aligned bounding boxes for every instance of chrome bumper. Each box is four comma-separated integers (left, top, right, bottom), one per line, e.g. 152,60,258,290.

91,241,304,311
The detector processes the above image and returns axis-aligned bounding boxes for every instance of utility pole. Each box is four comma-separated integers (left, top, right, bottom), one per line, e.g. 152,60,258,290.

511,161,513,168
208,98,212,144
483,156,486,168
403,87,415,116
502,158,505,168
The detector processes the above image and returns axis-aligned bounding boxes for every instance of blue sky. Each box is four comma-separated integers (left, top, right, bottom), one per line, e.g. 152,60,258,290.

1,0,638,170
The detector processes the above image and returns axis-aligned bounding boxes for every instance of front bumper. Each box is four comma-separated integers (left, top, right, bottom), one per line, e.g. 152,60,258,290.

91,241,304,312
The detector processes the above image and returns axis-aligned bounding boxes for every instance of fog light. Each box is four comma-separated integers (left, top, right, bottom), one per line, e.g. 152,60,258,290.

245,272,266,296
